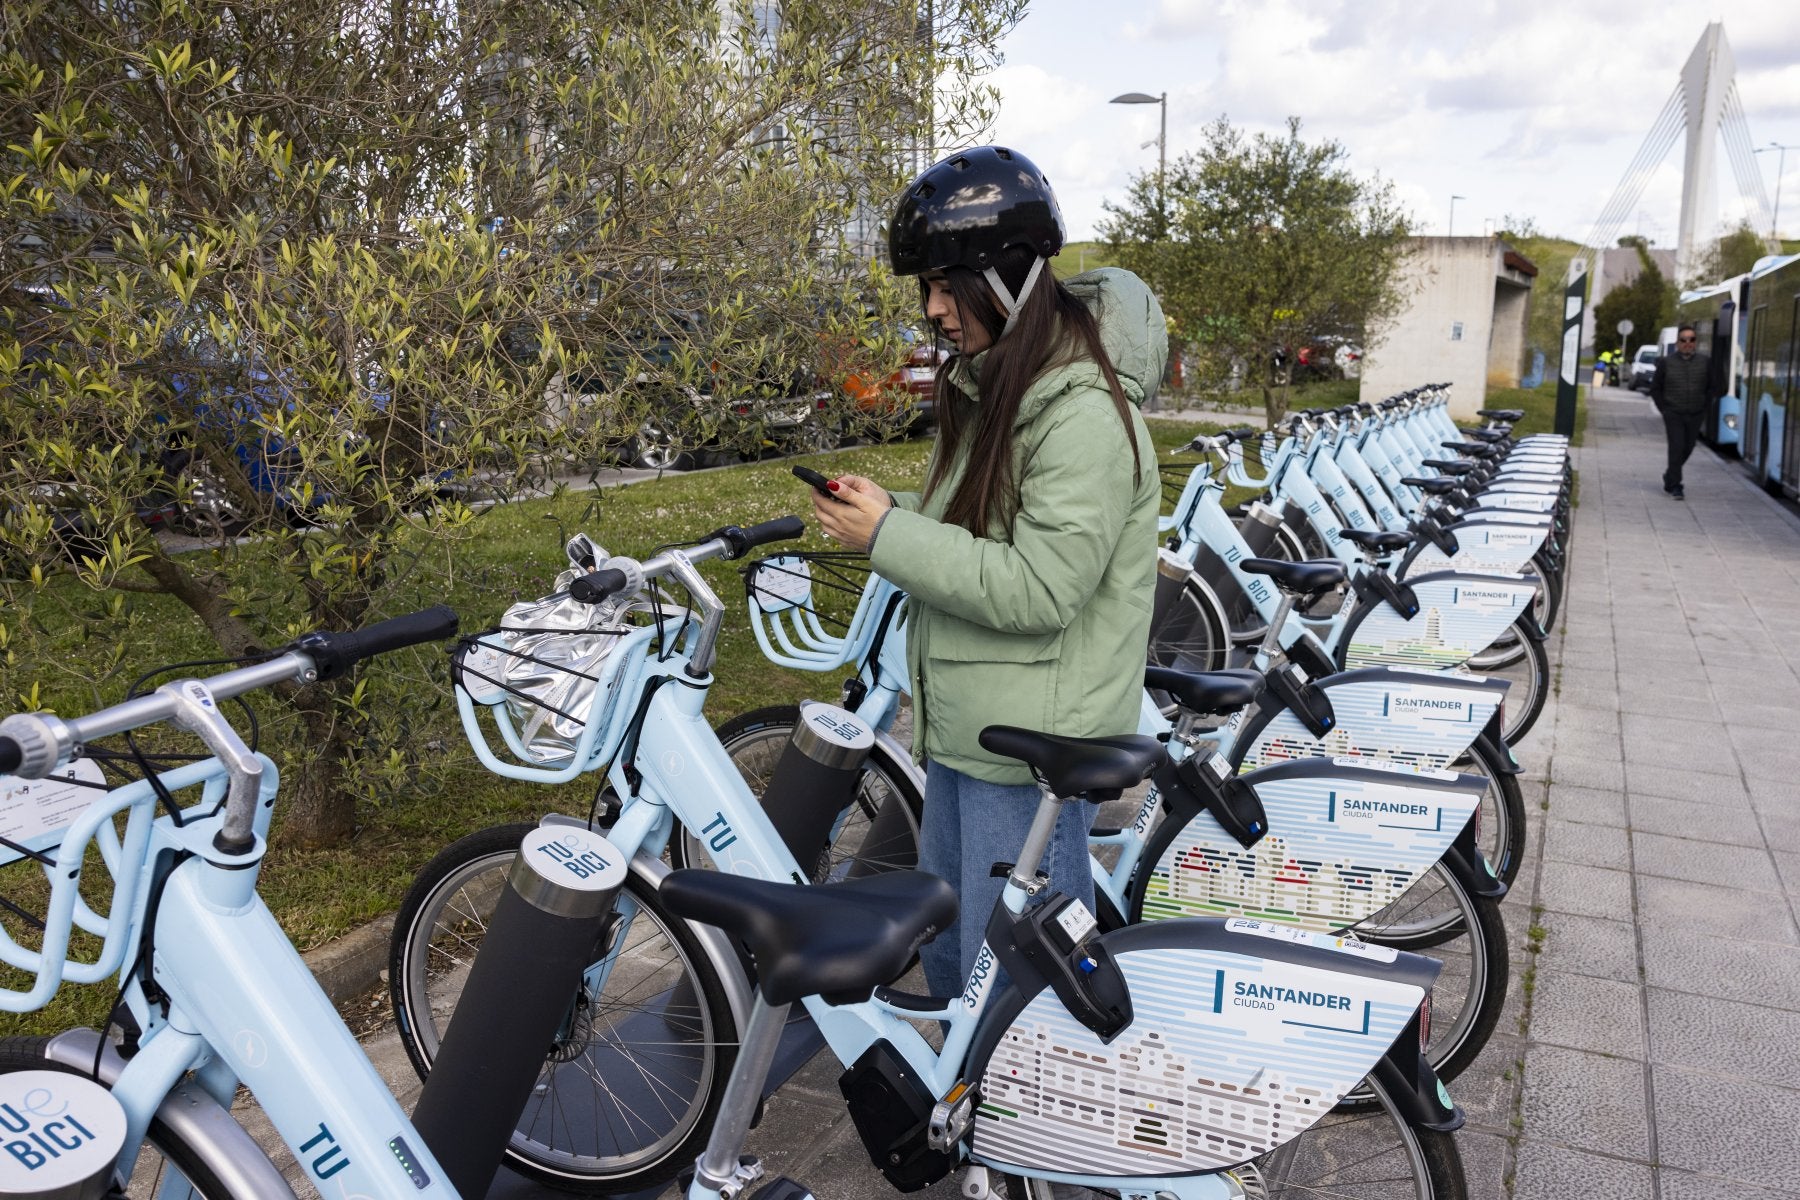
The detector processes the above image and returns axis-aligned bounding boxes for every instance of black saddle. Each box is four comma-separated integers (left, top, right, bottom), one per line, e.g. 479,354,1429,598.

978,727,1164,800
1142,667,1265,717
1479,408,1525,421
1240,557,1346,595
1403,476,1463,496
1442,441,1496,458
1467,429,1509,443
1339,529,1414,553
1421,459,1478,475
658,870,958,1006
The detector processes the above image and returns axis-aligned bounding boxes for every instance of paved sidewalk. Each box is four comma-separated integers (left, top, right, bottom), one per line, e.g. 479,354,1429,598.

1501,387,1800,1198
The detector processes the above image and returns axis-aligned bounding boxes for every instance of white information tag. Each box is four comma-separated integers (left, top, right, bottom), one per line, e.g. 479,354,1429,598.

0,759,106,866
748,557,812,611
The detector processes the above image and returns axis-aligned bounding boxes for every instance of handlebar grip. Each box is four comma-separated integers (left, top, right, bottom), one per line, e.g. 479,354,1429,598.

1227,426,1258,441
716,516,805,560
294,605,461,682
0,737,19,775
570,567,630,604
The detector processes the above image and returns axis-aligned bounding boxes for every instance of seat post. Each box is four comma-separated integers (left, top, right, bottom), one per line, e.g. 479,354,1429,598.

1256,591,1298,662
1007,785,1067,903
694,992,792,1191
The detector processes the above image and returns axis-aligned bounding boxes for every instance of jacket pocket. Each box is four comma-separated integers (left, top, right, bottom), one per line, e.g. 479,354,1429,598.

926,612,1063,663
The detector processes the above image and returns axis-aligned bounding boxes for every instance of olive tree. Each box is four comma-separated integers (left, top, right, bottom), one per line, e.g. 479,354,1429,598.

1100,116,1413,425
0,0,1018,846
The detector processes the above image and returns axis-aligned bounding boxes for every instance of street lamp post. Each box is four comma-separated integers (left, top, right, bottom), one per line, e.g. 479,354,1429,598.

1110,91,1167,228
1449,194,1465,238
1754,142,1797,243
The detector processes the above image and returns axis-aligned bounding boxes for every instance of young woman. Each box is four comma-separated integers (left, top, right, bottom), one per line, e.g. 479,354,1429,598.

811,146,1167,997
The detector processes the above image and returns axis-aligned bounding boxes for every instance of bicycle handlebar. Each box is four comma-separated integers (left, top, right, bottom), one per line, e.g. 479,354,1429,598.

715,516,805,559
293,606,459,681
570,568,631,604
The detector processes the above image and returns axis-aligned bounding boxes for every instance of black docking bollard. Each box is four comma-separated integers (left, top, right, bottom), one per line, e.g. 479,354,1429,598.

760,701,877,880
410,823,626,1200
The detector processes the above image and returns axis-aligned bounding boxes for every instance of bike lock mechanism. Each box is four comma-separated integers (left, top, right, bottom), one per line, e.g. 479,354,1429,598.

410,824,628,1200
0,1070,128,1200
761,701,877,882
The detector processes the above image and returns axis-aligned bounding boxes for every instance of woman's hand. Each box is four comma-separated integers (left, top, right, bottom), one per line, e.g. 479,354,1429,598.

811,474,893,553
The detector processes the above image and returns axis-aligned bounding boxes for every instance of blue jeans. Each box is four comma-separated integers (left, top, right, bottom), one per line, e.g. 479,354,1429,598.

916,761,1100,1000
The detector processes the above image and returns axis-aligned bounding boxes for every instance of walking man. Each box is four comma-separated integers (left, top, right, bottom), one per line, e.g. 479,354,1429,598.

1648,324,1714,499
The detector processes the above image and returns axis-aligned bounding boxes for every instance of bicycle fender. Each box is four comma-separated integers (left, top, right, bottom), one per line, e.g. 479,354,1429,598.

45,1028,302,1200
1371,1012,1465,1134
1440,821,1508,900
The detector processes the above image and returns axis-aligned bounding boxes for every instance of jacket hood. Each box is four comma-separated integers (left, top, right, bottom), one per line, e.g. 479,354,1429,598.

947,267,1168,420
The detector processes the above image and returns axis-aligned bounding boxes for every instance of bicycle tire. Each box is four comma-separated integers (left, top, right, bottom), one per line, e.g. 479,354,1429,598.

1465,617,1548,746
388,826,739,1193
0,1037,237,1200
1349,863,1508,1090
670,704,924,878
1001,1065,1464,1200
1146,575,1230,705
1461,734,1527,888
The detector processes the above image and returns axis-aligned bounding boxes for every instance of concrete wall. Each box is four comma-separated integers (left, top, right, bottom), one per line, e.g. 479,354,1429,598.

1360,236,1538,418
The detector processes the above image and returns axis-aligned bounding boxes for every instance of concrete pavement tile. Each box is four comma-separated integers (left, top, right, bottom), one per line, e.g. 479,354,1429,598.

1544,818,1632,869
1513,1142,1654,1200
1769,852,1800,897
1628,795,1766,847
1535,913,1640,983
1658,1169,1800,1200
1553,757,1628,793
1549,783,1628,827
1635,875,1798,943
1746,776,1800,815
1624,763,1749,807
1558,684,1626,713
1620,685,1713,719
1554,704,1623,736
1528,969,1646,1058
742,1093,860,1181
1447,1032,1525,1129
1557,728,1624,764
1621,734,1732,773
1520,1046,1650,1160
1561,665,1623,693
1629,831,1780,890
1731,743,1800,783
1454,1131,1509,1200
1647,988,1800,1090
1752,813,1800,853
1622,712,1730,747
1653,1066,1800,1190
1538,862,1634,921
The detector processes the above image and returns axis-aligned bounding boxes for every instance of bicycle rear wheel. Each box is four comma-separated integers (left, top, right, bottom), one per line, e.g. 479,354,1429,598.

1462,617,1549,745
1146,576,1230,707
0,1037,236,1200
1003,1066,1464,1199
388,825,738,1193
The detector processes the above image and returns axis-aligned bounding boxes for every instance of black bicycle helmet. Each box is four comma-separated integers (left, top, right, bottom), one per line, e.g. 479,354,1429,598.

887,146,1065,277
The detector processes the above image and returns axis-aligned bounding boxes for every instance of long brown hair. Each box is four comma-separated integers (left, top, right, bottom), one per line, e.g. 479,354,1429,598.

923,247,1142,538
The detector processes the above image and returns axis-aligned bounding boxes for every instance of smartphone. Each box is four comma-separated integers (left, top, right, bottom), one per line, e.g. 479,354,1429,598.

792,464,845,501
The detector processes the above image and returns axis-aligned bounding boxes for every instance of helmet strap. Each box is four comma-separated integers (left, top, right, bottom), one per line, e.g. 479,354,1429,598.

983,256,1048,338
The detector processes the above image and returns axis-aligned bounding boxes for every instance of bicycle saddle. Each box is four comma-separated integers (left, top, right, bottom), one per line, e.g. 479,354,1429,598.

1467,429,1509,443
977,727,1164,801
1402,477,1463,495
1441,441,1496,457
1478,408,1525,421
1239,557,1346,595
1339,529,1414,553
1421,459,1478,474
1142,667,1265,717
658,870,958,1006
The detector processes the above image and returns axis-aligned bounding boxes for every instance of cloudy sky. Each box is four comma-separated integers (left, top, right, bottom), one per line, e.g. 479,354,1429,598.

981,0,1800,253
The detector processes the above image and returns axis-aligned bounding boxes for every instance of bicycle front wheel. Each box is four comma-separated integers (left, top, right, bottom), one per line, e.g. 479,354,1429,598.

1003,1066,1464,1200
1462,617,1549,745
388,824,739,1193
0,1037,236,1200
673,704,924,878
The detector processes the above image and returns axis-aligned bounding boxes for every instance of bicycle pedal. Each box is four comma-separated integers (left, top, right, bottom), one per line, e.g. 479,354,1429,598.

928,1080,977,1151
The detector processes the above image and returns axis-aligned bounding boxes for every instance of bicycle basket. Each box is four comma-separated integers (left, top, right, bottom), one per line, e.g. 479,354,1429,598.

454,539,692,770
742,552,896,672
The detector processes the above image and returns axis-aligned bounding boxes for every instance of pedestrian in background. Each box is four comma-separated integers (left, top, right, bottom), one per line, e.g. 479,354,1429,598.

1648,323,1714,500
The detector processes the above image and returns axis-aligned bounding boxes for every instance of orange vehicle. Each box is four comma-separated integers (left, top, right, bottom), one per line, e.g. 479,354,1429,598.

842,327,946,431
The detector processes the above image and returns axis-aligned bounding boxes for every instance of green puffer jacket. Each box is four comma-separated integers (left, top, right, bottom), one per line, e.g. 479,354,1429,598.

868,268,1166,784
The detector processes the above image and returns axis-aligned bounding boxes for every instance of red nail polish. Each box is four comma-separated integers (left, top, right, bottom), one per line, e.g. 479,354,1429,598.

827,480,841,491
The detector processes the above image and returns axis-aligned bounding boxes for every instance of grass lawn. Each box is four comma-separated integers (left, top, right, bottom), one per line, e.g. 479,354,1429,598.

2,414,1223,1034
1480,378,1588,445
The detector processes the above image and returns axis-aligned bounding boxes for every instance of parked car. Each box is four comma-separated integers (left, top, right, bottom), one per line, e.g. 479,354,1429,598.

1628,344,1659,392
839,326,945,433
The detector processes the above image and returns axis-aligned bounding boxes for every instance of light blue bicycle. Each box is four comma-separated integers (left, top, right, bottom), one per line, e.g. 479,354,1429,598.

389,519,1471,1200
0,609,468,1200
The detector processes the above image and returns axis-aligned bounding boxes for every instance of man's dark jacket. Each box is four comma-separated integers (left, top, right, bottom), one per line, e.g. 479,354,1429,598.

1649,351,1715,415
